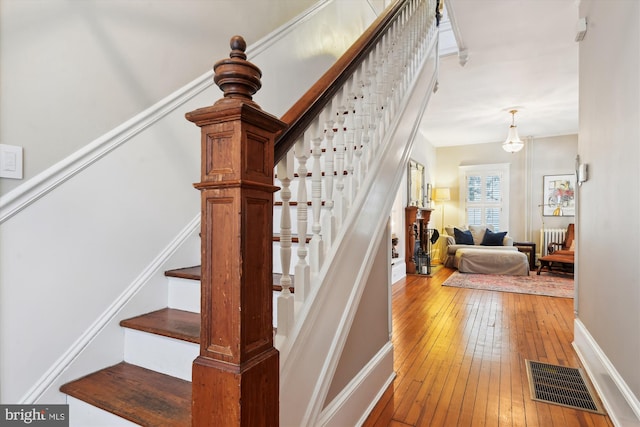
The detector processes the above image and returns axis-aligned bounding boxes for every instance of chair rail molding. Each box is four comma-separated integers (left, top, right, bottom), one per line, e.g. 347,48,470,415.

0,0,333,225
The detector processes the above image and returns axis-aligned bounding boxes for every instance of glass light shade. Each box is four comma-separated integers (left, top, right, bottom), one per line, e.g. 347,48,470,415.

502,125,524,153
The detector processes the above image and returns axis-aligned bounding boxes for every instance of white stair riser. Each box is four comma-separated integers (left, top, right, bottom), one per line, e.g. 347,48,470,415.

168,277,200,313
66,396,138,427
123,329,198,381
167,277,280,325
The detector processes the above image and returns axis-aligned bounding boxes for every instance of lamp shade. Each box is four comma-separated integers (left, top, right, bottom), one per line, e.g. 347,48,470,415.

433,187,451,201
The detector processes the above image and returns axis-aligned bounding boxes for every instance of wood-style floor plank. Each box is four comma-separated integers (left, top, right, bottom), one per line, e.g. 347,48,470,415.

362,267,614,427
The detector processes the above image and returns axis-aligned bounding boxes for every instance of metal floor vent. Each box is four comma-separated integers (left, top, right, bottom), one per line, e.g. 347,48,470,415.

525,360,606,414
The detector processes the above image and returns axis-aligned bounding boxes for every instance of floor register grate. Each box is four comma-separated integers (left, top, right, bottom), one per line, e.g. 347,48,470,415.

526,360,606,414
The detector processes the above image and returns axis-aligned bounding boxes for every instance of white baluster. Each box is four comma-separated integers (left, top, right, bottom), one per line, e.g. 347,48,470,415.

360,61,372,176
375,45,387,148
309,119,324,274
390,21,400,102
353,71,365,192
365,53,379,158
321,105,336,252
294,135,310,304
381,32,393,134
276,151,294,340
333,90,348,227
344,77,357,203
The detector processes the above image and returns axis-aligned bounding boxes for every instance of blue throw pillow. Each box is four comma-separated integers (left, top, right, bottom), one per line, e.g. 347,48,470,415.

454,228,474,245
481,229,507,246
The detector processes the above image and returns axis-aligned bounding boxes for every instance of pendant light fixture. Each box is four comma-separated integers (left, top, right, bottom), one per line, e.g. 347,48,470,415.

502,109,524,153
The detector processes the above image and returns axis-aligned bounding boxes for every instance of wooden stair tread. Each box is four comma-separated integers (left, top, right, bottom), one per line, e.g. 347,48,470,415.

274,200,325,206
164,265,201,280
272,234,311,244
60,362,191,426
120,308,200,344
166,266,295,291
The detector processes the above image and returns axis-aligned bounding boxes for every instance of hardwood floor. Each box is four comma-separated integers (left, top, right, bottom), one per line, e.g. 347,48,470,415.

363,267,614,427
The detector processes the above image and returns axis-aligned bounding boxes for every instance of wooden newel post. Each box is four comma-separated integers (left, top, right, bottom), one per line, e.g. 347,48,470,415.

185,36,286,427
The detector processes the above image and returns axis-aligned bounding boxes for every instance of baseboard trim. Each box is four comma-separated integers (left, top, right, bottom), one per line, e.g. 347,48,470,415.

317,341,395,427
391,261,406,284
573,318,640,427
19,215,200,404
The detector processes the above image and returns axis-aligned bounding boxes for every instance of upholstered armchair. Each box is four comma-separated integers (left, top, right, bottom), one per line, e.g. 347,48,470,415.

548,223,575,256
538,223,575,275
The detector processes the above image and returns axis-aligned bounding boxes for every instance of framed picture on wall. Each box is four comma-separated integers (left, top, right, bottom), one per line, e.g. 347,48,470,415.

542,174,576,216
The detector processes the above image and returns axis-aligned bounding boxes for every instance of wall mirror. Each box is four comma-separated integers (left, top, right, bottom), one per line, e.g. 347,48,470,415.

408,159,426,207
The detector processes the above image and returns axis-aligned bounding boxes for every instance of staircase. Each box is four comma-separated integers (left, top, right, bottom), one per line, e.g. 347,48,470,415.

58,0,441,425
59,266,295,426
57,268,213,426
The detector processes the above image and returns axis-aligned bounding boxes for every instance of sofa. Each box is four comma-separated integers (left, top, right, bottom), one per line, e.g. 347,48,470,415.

440,224,515,269
440,224,529,275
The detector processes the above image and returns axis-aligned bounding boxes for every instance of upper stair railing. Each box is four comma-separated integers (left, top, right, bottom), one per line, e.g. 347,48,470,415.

185,0,439,424
273,0,439,346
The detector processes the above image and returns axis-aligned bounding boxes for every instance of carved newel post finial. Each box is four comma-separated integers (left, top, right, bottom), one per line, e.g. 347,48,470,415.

213,35,262,108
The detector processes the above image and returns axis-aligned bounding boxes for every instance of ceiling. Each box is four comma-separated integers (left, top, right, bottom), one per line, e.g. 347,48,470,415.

420,0,580,147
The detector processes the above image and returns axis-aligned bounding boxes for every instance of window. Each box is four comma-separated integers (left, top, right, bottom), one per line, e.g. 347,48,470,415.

459,164,510,231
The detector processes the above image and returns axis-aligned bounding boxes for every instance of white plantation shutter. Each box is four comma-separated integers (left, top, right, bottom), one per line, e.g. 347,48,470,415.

467,175,482,202
485,208,501,229
486,175,501,202
466,207,482,225
460,164,510,231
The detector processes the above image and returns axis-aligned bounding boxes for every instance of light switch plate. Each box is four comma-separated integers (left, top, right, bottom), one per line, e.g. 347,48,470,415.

0,144,23,179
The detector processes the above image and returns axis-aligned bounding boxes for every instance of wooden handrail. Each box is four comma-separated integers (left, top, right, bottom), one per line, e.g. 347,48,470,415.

274,0,409,163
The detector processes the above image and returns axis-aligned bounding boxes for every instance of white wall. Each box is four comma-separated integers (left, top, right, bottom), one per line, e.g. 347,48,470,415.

528,134,578,237
389,133,436,273
574,1,640,424
0,0,379,404
0,0,317,196
434,134,577,250
325,225,391,404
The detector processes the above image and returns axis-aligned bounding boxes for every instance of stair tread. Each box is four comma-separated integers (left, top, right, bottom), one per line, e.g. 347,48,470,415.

166,266,295,291
120,308,200,344
60,362,191,426
165,265,201,280
272,234,311,244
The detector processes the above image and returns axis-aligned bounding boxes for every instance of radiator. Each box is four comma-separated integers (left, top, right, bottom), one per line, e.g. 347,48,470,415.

541,228,567,256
